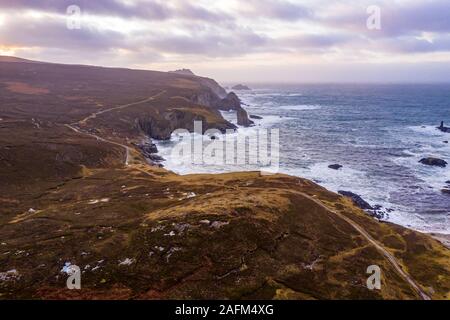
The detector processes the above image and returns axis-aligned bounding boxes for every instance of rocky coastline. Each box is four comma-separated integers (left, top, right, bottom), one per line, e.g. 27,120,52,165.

1,57,449,300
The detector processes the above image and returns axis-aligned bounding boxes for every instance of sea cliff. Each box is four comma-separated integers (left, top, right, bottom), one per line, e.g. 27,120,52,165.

0,57,448,300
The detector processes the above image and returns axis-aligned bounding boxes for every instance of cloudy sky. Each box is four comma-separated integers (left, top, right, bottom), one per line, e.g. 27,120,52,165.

1,0,450,82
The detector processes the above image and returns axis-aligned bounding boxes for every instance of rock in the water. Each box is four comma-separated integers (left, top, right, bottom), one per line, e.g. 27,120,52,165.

437,121,450,133
419,157,448,167
135,142,165,164
339,191,389,219
444,141,448,144
328,164,343,170
338,191,373,210
368,205,389,220
442,189,450,195
249,115,263,120
237,108,254,127
231,84,251,91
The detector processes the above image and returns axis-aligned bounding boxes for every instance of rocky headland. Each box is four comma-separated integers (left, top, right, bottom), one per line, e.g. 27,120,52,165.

232,84,252,91
0,56,449,300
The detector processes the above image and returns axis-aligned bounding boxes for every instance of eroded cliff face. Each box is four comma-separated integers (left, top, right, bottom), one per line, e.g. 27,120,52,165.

197,76,227,99
212,92,253,127
217,92,241,110
188,89,254,127
137,108,236,141
170,71,252,127
236,107,254,127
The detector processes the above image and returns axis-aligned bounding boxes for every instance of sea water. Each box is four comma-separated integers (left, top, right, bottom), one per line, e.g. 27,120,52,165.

156,84,450,235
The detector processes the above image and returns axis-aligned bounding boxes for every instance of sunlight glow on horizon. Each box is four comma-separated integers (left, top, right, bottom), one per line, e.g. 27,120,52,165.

1,1,450,82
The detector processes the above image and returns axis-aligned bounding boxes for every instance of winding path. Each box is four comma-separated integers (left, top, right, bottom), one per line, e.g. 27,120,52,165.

299,191,431,300
66,91,165,166
79,95,161,125
65,123,132,165
63,91,431,300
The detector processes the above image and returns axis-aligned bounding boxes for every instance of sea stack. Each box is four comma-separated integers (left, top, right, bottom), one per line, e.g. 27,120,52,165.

438,121,450,133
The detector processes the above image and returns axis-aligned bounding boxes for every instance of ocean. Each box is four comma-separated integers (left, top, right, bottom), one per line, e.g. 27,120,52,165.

156,84,450,235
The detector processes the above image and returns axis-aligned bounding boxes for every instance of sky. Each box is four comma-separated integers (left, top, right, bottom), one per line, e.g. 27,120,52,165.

1,0,450,83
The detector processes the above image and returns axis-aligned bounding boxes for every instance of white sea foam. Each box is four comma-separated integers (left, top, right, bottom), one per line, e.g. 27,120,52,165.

279,105,321,111
155,91,450,235
282,161,449,234
392,125,450,192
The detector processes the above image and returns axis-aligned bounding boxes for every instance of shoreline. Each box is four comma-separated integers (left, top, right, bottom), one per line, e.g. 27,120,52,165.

153,113,450,238
429,233,450,249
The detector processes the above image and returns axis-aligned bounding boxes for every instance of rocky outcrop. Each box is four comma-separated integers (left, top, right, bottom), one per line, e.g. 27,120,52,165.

189,91,222,109
419,157,448,167
133,141,164,164
232,84,251,90
338,191,373,210
172,73,253,128
199,78,227,99
217,92,241,111
169,67,227,99
338,191,393,220
438,121,450,133
138,109,236,140
328,164,343,170
169,69,196,76
214,92,254,127
237,108,254,127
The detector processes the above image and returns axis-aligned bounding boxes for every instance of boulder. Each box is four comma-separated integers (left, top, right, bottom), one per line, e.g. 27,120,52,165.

328,164,343,170
135,142,165,163
419,157,448,168
338,191,373,210
437,121,450,133
237,108,254,127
